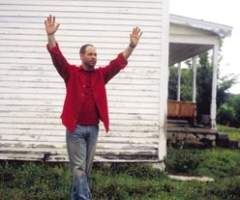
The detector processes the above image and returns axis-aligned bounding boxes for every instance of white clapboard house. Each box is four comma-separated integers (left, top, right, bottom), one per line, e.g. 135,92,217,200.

0,0,231,163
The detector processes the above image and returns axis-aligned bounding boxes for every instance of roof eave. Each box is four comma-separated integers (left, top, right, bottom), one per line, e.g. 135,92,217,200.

170,14,232,37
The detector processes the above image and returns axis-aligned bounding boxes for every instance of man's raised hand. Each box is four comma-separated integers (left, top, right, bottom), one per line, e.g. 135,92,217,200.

44,15,60,36
129,27,143,48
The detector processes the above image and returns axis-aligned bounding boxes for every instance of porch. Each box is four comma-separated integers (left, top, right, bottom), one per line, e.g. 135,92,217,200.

166,101,239,149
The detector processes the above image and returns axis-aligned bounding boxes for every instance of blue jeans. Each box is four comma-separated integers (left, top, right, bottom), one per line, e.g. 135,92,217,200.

66,125,99,200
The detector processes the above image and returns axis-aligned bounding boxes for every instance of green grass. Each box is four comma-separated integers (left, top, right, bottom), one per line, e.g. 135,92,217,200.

0,162,72,200
218,125,240,141
0,125,240,200
2,153,240,200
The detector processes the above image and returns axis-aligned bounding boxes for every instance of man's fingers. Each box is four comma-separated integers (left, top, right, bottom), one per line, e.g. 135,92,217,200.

46,15,55,24
52,16,56,24
132,27,142,37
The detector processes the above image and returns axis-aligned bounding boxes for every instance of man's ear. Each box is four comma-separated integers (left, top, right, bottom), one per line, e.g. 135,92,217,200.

80,53,84,60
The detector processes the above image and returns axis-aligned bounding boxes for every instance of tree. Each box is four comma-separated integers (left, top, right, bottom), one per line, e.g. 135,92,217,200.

168,66,178,100
168,66,192,101
228,94,240,124
217,74,238,108
217,94,240,127
168,51,239,124
181,68,193,101
196,52,212,116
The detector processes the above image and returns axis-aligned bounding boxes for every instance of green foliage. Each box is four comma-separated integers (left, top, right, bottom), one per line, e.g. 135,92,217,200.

165,148,201,175
109,162,162,179
217,103,237,124
168,66,178,100
217,74,238,108
168,66,192,101
217,94,240,126
1,127,240,200
228,94,240,121
180,68,193,101
218,125,240,141
168,51,239,125
196,52,212,115
0,161,71,200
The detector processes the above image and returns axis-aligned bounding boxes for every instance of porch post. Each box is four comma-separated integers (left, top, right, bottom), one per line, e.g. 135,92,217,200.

210,44,219,129
177,62,181,101
192,56,197,103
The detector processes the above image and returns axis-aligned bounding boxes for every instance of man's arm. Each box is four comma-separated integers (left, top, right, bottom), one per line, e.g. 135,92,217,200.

47,35,57,49
123,27,142,60
44,15,60,48
45,15,70,81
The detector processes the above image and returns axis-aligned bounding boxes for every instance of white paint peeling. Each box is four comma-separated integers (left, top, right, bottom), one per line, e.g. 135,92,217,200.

0,0,167,162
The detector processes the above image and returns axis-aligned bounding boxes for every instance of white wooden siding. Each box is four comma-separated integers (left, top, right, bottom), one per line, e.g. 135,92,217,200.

0,0,167,162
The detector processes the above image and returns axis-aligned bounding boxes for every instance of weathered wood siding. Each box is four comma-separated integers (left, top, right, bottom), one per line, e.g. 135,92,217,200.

0,0,169,162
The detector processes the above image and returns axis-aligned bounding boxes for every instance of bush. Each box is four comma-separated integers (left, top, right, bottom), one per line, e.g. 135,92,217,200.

217,94,240,127
1,128,240,200
165,148,201,175
217,103,237,125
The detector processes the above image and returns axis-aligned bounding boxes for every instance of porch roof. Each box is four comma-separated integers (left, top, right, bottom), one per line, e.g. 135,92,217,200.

169,14,233,66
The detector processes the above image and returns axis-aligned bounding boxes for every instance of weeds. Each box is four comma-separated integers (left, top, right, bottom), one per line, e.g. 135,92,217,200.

0,161,71,200
218,125,240,141
0,125,240,199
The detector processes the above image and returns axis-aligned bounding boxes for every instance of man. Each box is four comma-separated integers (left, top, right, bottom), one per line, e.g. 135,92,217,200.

44,15,142,200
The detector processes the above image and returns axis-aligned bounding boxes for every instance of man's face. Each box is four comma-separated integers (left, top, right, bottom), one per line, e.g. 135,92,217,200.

80,46,97,71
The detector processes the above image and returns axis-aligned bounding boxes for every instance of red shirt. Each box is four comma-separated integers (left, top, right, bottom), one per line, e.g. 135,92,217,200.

77,69,99,125
47,43,128,133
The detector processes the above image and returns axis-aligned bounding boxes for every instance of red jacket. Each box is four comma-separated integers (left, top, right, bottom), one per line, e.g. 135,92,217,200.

47,43,128,133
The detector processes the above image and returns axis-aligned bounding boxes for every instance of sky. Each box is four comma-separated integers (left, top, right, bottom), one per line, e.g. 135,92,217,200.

169,0,240,94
